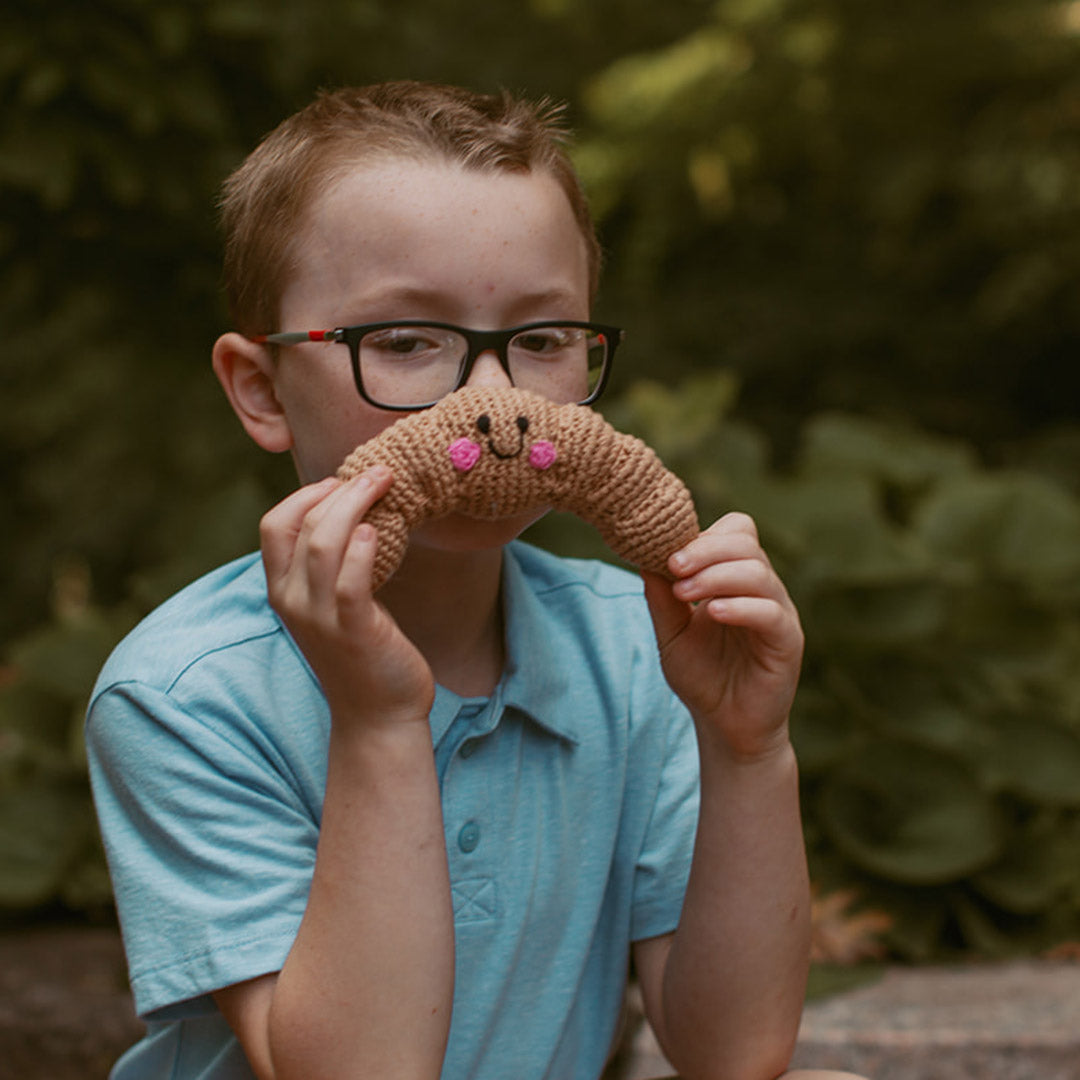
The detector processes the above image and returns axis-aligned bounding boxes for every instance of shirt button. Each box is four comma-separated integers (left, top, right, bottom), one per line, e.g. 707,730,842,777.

459,739,478,759
457,821,480,853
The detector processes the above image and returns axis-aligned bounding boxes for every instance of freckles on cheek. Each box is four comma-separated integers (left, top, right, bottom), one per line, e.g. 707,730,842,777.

291,393,395,481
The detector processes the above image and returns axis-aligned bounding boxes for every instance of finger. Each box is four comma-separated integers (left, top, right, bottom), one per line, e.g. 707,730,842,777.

641,571,693,654
703,511,759,542
722,509,759,532
297,466,391,539
260,477,341,582
703,596,805,660
703,595,796,634
668,512,764,577
672,556,791,607
294,467,393,599
334,522,380,613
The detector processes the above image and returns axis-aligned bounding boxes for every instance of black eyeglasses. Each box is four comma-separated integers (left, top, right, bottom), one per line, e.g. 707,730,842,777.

253,320,622,410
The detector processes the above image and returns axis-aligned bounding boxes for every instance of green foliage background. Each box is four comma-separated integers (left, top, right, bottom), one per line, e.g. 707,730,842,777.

2,0,1079,957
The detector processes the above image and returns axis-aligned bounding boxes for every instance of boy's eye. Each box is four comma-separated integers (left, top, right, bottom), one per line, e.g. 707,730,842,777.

364,327,456,359
513,328,579,355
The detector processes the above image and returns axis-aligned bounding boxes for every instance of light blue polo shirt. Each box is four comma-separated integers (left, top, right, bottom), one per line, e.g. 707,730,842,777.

87,541,699,1080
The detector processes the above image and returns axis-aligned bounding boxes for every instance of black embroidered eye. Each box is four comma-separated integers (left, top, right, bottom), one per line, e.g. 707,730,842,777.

476,414,491,434
516,415,529,433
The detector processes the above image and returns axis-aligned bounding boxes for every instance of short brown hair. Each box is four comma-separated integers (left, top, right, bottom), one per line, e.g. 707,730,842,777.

220,81,602,336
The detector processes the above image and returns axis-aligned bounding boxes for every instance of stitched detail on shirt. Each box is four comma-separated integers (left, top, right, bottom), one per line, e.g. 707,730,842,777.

534,576,644,602
129,928,297,982
164,626,292,696
453,877,497,923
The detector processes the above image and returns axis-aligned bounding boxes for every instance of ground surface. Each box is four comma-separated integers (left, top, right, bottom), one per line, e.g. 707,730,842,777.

621,959,1080,1079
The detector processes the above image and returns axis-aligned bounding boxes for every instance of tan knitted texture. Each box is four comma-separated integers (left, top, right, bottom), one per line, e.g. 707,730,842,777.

337,387,700,591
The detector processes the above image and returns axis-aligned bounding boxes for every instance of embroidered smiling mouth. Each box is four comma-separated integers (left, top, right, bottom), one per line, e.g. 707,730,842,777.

476,413,528,459
446,416,558,475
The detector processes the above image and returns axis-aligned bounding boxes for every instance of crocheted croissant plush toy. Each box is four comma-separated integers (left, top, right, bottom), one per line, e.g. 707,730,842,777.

337,386,700,591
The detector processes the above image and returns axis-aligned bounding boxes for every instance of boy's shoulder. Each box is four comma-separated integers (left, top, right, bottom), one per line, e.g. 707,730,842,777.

505,540,657,651
91,542,651,707
91,552,280,703
508,539,646,601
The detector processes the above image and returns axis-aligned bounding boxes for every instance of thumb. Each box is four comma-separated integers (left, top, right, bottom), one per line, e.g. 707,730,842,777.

641,571,692,653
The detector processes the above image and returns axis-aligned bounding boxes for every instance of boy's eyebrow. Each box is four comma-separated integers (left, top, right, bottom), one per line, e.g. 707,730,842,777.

509,287,588,311
342,284,587,321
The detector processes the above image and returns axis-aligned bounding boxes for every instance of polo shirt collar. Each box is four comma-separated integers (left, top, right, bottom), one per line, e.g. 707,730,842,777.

428,543,580,748
499,543,580,744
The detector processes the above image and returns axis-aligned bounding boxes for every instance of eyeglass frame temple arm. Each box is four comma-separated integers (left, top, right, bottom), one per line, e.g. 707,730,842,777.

252,330,343,345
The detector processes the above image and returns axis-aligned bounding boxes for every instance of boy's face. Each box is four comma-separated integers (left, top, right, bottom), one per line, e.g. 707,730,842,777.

268,156,592,552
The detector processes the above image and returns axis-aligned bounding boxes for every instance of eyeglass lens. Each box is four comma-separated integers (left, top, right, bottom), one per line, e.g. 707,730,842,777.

357,325,608,407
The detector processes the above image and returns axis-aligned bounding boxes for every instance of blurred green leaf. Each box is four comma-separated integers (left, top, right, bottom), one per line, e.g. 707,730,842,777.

799,413,977,492
0,781,88,909
0,680,73,777
973,711,1080,807
584,27,753,133
604,373,741,461
59,832,114,911
789,687,856,776
916,473,1080,595
819,741,1003,885
847,661,983,755
807,579,950,648
128,476,269,609
806,963,884,1001
765,473,930,585
972,815,1080,914
8,612,125,705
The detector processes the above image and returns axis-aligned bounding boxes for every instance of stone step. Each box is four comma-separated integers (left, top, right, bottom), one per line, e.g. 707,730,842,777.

0,926,141,1080
620,961,1080,1080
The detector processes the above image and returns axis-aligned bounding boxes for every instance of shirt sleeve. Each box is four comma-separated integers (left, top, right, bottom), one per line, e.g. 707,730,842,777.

86,679,319,1019
629,685,700,942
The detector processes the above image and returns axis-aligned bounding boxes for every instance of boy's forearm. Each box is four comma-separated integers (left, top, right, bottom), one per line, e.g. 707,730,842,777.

268,717,454,1080
661,737,810,1080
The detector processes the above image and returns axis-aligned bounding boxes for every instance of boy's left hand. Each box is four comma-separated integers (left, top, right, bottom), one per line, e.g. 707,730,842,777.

642,511,804,761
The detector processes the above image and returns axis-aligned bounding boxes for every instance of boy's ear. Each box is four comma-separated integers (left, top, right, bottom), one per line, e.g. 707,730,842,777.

211,332,294,453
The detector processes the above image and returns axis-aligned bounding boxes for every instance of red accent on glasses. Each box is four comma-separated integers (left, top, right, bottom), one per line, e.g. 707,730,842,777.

251,330,334,344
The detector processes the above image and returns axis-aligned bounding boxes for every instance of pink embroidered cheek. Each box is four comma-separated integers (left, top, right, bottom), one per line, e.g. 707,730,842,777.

448,438,482,472
529,440,557,470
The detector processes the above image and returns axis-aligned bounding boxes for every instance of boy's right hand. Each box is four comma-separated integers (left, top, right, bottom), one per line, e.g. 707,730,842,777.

225,468,450,1079
260,467,435,727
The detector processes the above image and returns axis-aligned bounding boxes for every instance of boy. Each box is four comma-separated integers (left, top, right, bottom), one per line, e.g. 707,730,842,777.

87,81,865,1080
